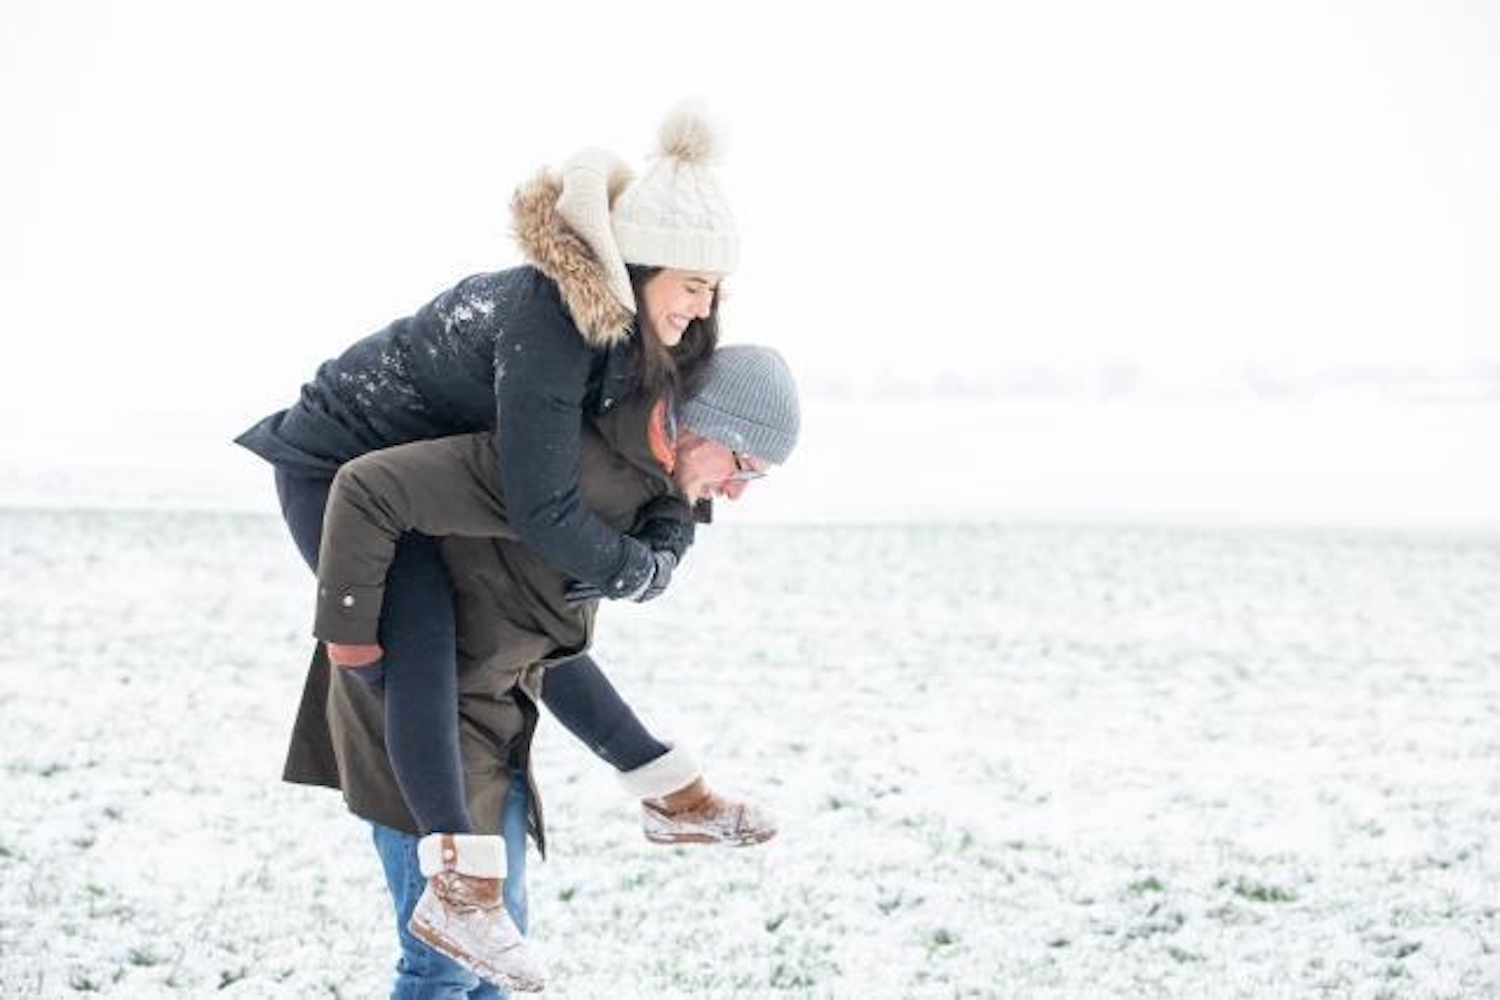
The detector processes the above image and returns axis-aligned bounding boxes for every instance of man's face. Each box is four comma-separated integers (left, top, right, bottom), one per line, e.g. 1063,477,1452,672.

639,269,719,348
671,433,770,503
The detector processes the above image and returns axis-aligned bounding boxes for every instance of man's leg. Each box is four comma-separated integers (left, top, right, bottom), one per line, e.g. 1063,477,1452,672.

372,824,495,999
371,772,529,999
499,767,530,935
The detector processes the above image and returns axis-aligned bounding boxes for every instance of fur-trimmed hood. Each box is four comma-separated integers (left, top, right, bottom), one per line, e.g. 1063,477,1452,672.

511,170,635,349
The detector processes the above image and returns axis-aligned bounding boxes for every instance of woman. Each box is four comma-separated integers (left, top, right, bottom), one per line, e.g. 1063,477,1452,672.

236,106,768,989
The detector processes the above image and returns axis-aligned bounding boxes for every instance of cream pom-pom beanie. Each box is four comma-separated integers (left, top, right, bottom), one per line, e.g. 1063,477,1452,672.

611,102,739,276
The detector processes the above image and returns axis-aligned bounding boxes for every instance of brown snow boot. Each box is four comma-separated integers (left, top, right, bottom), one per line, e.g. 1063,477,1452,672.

408,833,545,992
620,745,778,847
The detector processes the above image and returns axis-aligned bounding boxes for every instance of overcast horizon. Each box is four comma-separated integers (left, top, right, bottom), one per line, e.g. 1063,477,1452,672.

3,1,1497,523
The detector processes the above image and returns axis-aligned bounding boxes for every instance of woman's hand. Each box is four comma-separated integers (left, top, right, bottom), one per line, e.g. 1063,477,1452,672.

327,642,384,668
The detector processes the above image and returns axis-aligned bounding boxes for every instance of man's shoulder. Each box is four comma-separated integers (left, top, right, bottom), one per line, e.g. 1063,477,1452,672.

577,402,676,528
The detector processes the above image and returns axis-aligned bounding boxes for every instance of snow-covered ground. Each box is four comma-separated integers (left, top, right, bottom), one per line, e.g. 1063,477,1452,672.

2,510,1498,997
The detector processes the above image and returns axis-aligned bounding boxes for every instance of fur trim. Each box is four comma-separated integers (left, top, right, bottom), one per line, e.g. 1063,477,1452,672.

510,170,635,349
617,744,700,800
417,833,507,879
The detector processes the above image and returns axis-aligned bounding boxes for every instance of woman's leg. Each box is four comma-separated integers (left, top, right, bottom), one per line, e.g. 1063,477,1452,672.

540,654,669,772
546,655,776,846
379,533,472,835
273,467,331,571
275,465,470,834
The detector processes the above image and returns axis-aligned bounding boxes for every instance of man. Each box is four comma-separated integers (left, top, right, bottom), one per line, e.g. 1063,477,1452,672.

282,345,801,996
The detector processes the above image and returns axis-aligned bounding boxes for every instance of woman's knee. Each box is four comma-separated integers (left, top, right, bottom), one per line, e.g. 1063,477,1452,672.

379,534,458,653
272,468,331,570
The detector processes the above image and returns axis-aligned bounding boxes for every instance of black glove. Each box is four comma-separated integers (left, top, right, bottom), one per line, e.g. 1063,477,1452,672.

633,517,696,564
632,548,678,603
563,548,678,606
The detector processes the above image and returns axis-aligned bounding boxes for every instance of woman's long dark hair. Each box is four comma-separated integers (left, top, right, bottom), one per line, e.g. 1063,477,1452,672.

628,265,720,403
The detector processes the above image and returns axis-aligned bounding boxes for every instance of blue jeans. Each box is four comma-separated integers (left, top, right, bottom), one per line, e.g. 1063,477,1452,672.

371,769,531,999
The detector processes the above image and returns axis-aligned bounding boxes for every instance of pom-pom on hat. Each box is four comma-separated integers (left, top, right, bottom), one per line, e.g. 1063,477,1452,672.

612,102,739,275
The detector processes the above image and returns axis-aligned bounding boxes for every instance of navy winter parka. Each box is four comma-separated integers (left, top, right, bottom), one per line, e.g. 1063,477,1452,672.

236,169,659,597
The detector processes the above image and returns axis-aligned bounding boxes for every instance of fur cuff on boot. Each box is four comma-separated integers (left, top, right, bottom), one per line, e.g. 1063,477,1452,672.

417,833,507,879
617,745,700,800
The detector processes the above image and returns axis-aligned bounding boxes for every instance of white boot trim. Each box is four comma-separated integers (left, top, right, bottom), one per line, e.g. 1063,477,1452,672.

617,743,701,800
417,833,507,879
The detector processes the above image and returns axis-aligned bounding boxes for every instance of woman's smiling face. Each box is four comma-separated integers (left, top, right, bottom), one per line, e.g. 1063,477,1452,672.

639,269,720,347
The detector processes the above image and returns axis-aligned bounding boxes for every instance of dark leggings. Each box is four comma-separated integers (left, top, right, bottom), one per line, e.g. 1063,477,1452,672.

274,467,668,834
540,653,668,773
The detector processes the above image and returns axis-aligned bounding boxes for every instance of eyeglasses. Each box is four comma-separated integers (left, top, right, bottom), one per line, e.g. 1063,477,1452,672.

729,452,768,482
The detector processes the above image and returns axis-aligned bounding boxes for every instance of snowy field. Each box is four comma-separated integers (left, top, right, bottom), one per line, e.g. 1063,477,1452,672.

2,509,1498,998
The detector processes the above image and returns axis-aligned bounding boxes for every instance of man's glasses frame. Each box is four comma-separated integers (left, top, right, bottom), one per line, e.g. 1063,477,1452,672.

729,452,767,482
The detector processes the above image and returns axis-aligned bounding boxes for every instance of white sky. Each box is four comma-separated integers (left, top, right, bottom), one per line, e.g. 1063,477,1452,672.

1,0,1497,519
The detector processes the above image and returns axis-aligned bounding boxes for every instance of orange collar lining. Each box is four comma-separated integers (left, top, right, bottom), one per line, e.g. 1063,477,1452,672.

647,397,675,474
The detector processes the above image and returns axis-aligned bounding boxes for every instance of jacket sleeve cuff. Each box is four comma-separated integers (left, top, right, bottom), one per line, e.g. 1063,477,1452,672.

313,582,385,644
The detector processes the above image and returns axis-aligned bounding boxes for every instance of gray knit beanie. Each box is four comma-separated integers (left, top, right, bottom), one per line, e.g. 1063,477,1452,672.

679,345,801,465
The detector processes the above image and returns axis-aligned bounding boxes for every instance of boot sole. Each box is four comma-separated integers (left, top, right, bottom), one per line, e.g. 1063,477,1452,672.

409,917,546,993
645,829,777,847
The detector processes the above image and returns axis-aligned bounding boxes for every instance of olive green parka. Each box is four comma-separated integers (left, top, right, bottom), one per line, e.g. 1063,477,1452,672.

281,394,691,848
